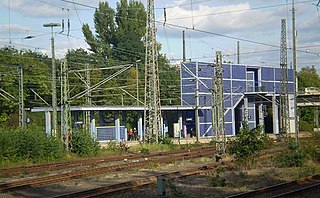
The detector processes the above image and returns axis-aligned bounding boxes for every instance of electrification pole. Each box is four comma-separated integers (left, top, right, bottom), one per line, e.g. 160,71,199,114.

43,22,60,137
61,59,71,151
144,0,162,143
18,64,25,128
213,51,226,154
292,0,298,144
280,19,290,136
85,63,91,131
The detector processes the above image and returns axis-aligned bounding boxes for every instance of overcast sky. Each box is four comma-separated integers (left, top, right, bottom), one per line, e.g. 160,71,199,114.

0,0,319,70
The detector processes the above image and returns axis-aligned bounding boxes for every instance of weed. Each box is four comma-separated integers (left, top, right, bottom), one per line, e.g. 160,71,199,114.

208,167,227,187
140,147,150,154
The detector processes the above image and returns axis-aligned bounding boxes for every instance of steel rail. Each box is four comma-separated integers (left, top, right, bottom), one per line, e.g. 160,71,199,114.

0,146,214,177
55,161,231,198
227,174,320,198
0,147,216,193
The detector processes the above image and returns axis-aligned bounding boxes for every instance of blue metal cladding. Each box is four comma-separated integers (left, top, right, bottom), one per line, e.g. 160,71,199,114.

261,82,274,92
225,123,232,135
275,82,281,93
223,64,231,79
200,124,212,136
232,95,243,106
232,80,246,93
182,85,196,94
288,83,294,93
223,80,231,93
182,94,195,105
261,67,274,81
232,65,246,79
224,94,232,107
181,62,197,78
198,62,213,78
288,69,294,82
275,68,281,81
199,109,212,123
199,95,212,106
199,79,212,92
225,109,232,122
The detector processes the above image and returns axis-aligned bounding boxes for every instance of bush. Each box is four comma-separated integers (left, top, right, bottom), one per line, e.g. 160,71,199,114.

299,120,314,132
227,123,269,164
159,135,173,145
140,147,150,154
70,129,100,156
277,142,305,167
209,167,227,187
0,127,65,165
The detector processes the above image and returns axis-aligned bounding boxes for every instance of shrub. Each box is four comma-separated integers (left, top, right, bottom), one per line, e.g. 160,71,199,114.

277,142,305,167
227,123,269,164
209,167,227,187
70,129,100,156
0,126,65,165
159,135,173,145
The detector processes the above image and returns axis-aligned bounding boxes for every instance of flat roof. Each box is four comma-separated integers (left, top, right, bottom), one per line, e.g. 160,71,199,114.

30,105,212,112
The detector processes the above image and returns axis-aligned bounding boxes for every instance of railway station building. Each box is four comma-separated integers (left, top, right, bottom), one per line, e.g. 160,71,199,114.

31,62,296,141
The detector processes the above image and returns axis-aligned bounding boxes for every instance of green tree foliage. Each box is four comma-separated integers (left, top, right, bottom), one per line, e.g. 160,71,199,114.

298,66,320,89
298,66,320,131
82,0,146,62
0,47,51,125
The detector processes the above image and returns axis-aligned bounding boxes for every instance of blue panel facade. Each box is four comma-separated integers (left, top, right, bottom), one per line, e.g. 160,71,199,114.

225,110,232,122
223,80,231,93
223,64,231,79
232,65,246,79
232,80,246,93
261,82,274,92
225,123,232,135
275,68,281,81
180,62,295,138
261,67,274,81
224,94,232,107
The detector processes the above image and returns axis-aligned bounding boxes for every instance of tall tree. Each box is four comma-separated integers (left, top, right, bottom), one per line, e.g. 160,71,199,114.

298,66,320,89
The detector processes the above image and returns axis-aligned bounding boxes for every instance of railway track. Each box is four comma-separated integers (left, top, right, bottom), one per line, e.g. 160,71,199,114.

0,146,213,177
0,147,216,193
227,174,320,198
55,161,229,198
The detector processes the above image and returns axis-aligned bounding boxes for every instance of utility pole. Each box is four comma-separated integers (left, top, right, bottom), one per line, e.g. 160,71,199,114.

195,63,200,142
292,0,298,144
61,59,71,151
280,19,290,136
18,64,25,128
183,30,186,62
136,60,141,106
212,51,226,154
43,23,60,137
144,0,162,143
85,63,91,131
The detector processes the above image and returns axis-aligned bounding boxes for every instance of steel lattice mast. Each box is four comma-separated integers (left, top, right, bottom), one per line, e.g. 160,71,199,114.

212,51,226,154
280,19,290,135
144,0,162,143
61,59,71,151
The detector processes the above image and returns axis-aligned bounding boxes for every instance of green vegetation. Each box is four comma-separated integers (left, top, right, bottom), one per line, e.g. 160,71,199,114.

70,129,100,156
209,167,227,187
276,142,305,167
227,123,269,165
0,126,65,166
298,66,320,131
